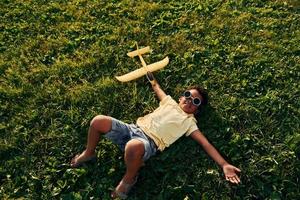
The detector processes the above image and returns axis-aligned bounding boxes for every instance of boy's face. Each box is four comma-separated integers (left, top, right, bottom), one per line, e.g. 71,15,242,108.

179,89,203,115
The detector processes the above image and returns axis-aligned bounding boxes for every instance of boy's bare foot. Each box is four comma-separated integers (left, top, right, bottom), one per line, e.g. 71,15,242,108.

111,177,138,199
70,150,96,168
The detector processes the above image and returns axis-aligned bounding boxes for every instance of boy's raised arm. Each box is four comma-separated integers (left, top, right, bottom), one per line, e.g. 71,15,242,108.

190,129,241,184
146,72,167,101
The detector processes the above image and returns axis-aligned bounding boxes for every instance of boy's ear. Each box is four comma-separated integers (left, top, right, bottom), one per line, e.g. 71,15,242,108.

178,96,184,102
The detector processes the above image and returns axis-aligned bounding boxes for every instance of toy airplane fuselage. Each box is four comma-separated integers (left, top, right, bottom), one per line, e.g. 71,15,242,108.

115,46,169,82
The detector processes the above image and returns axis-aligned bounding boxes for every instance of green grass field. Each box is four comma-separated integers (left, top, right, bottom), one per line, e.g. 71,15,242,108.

1,0,299,199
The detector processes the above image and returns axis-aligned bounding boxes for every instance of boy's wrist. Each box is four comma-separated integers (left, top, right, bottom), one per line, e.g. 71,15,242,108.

151,80,157,86
220,161,229,168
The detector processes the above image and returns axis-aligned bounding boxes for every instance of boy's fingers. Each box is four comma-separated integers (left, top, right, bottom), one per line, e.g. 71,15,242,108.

146,71,154,81
235,167,241,172
230,177,238,184
227,175,240,184
233,176,240,184
230,177,235,183
146,71,157,86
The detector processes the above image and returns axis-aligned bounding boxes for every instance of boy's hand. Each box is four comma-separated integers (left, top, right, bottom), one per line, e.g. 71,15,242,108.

222,164,241,184
146,71,166,101
146,71,156,86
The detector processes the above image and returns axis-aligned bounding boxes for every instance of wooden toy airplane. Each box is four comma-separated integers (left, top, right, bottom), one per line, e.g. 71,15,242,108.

115,45,169,82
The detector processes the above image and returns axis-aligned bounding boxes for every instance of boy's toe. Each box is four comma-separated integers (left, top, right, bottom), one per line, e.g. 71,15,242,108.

70,154,80,167
70,153,97,168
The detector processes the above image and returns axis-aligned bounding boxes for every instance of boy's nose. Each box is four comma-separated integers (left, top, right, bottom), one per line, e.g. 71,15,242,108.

186,98,192,104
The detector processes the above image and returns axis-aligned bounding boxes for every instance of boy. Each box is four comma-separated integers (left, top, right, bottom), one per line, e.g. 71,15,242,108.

71,72,241,199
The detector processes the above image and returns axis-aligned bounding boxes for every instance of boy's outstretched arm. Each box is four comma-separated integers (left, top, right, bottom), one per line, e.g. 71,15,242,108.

190,130,241,184
146,72,167,101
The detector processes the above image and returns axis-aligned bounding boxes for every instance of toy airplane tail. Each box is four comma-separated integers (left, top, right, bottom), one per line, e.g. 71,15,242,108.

115,46,169,82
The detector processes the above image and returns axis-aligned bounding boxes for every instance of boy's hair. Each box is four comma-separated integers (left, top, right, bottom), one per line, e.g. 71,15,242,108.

186,86,209,113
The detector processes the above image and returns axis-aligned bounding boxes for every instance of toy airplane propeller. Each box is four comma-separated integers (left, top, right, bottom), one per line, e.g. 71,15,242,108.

115,44,169,82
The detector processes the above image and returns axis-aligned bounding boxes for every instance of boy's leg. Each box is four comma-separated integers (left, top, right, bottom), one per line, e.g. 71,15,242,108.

124,139,145,182
71,115,112,167
112,139,145,197
85,115,112,154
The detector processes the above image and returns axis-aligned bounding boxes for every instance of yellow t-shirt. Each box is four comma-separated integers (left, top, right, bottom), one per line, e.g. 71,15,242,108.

136,95,198,151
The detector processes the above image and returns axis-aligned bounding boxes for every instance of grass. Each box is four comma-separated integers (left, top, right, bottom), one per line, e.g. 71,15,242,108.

0,0,299,199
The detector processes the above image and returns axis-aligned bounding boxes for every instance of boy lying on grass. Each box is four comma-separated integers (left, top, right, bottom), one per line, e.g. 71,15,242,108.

71,72,241,199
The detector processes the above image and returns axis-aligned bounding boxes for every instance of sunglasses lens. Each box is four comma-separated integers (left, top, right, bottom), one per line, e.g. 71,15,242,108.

193,98,201,106
184,91,191,98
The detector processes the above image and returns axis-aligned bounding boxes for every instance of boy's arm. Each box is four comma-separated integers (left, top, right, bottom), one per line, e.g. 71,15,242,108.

190,129,241,184
146,72,167,101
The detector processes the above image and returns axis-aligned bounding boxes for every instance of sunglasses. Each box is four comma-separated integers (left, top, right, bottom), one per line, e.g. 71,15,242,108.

183,91,202,106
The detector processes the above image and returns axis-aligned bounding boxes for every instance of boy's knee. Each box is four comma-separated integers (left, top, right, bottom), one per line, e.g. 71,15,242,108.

125,140,145,160
90,115,112,133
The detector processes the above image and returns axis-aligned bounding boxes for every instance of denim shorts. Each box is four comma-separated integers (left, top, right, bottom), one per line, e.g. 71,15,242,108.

104,118,157,161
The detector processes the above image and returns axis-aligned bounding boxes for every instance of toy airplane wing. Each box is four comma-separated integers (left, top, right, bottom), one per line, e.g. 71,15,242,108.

115,56,169,82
